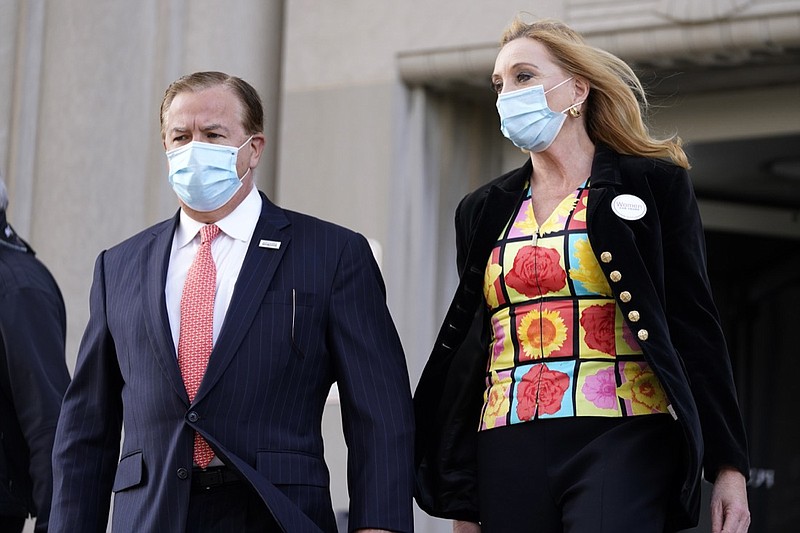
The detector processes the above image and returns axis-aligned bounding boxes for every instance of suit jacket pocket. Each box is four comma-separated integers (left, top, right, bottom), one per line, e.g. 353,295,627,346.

256,450,329,487
112,450,143,492
259,290,319,359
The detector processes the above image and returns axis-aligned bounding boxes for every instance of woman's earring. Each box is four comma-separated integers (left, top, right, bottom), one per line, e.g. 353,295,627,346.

569,105,581,118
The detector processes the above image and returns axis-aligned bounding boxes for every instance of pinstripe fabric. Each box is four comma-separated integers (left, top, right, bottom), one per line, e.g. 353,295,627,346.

50,192,415,533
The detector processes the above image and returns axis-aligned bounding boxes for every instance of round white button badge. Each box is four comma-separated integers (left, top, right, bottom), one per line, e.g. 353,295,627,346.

611,194,647,220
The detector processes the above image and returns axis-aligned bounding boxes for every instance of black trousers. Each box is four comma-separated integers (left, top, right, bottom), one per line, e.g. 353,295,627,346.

477,415,681,533
186,470,280,533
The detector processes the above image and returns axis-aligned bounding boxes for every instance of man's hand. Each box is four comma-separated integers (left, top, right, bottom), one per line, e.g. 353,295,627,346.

453,520,481,533
710,467,750,533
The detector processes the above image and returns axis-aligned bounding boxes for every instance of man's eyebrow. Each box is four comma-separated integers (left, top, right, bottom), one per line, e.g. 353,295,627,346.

169,124,230,133
200,123,229,132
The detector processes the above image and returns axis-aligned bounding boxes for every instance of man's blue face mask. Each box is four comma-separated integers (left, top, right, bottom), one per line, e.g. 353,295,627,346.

166,136,252,212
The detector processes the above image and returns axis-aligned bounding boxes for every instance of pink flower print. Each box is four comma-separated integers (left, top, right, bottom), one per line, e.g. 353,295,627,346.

582,366,618,410
622,321,640,352
491,317,506,362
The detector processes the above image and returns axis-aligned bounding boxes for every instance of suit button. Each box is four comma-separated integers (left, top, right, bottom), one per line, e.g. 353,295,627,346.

187,412,200,423
177,468,189,480
637,329,649,341
619,291,632,303
609,270,622,282
600,251,612,263
628,310,640,322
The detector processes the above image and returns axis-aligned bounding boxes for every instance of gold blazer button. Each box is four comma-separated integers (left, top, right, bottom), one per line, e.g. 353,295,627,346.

619,291,632,303
628,310,640,322
637,329,649,341
600,251,613,263
609,270,622,282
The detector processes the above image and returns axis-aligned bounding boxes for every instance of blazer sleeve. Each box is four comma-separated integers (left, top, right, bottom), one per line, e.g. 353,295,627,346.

659,168,749,482
327,232,415,533
50,251,124,533
0,280,69,532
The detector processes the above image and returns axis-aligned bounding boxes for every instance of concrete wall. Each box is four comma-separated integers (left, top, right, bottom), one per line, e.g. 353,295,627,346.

1,0,283,366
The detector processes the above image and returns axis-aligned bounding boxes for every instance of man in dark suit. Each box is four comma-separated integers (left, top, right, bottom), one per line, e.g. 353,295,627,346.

0,175,70,532
50,72,414,533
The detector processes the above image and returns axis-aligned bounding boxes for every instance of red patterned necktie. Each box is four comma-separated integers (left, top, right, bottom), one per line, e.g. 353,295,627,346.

178,223,221,468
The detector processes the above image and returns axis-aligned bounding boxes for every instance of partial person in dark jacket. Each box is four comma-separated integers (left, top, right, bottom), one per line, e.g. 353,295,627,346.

0,174,70,532
414,15,750,533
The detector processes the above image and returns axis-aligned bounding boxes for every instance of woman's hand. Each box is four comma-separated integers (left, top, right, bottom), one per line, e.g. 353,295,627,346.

710,467,750,533
453,520,481,533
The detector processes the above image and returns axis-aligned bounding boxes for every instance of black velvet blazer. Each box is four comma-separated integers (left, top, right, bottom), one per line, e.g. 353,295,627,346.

414,144,749,529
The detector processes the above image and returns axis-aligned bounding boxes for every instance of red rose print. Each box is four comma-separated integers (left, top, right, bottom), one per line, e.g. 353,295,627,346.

537,366,570,414
581,303,616,355
516,370,538,421
505,246,566,297
516,364,570,420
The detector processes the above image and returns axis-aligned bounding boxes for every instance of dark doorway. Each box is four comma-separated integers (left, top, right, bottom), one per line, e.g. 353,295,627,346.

704,230,800,533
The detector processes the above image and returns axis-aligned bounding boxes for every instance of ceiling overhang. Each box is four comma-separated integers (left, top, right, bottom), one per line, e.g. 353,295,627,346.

398,1,800,94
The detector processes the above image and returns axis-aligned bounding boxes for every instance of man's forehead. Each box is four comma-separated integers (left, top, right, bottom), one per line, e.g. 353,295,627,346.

166,88,243,127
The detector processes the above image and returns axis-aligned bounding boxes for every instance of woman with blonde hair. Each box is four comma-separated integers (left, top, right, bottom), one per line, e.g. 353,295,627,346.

414,15,750,533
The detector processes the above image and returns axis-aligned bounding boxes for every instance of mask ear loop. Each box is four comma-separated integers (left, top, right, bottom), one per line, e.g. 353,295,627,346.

238,135,254,150
544,76,573,95
236,135,255,180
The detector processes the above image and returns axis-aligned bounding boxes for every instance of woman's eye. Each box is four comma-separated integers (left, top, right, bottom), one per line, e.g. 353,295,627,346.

516,72,533,83
491,81,503,94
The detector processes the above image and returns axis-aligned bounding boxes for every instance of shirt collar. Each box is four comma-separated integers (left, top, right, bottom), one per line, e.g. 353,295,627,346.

176,186,262,249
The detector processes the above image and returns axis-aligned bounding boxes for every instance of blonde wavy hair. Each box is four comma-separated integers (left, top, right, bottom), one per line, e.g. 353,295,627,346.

500,16,689,169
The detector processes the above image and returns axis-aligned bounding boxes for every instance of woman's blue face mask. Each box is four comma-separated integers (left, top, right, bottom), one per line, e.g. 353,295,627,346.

496,77,580,152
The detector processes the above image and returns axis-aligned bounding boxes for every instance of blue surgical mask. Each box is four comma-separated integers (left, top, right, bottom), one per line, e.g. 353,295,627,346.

496,77,580,152
166,136,253,212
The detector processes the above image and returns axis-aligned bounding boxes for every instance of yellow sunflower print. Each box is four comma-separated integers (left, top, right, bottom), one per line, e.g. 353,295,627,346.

517,308,568,360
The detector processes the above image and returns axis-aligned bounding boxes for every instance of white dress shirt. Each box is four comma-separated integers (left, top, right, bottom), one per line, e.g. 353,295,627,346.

165,185,262,357
165,187,261,467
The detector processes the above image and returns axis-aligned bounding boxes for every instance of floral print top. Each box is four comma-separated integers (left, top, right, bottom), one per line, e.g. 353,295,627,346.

479,179,669,431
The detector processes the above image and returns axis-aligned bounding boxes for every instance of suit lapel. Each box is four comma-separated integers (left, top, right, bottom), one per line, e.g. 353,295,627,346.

431,162,529,362
464,161,530,274
587,144,622,226
195,193,291,402
140,213,190,403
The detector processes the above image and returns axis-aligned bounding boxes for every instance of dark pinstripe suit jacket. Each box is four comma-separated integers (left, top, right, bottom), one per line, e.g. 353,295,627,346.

50,192,415,533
